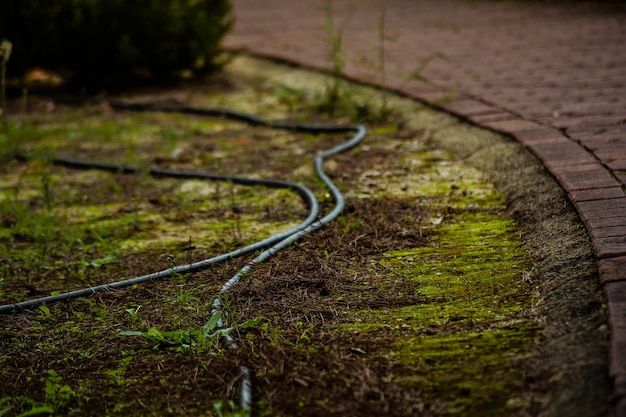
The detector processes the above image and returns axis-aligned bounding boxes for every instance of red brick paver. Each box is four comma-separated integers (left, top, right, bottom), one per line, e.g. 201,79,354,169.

225,0,626,414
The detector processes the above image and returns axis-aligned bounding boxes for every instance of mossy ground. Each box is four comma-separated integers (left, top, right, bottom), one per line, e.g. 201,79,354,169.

333,181,538,416
1,57,541,416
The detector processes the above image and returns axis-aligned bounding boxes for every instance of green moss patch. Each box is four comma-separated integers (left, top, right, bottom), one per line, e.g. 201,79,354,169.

338,190,538,415
394,325,539,415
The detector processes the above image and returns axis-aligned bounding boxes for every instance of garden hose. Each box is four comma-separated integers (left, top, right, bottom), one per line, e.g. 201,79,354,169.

0,100,367,413
0,153,321,313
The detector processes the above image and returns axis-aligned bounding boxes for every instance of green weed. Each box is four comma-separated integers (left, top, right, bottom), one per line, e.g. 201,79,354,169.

120,311,261,353
0,402,54,417
321,0,347,117
0,39,11,112
1,369,82,416
213,400,251,417
42,370,76,410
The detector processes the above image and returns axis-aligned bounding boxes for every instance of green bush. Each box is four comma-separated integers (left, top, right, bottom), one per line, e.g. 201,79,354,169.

0,0,233,90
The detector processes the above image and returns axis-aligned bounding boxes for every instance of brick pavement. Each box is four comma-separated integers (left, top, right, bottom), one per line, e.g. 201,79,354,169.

224,0,626,414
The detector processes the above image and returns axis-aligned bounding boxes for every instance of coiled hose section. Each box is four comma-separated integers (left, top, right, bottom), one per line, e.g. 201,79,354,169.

0,100,367,412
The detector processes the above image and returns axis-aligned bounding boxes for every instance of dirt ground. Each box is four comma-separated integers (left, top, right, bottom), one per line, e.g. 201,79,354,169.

0,56,611,417
232,56,611,416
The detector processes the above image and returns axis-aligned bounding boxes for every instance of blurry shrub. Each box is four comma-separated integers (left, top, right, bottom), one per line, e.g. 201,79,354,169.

0,0,233,90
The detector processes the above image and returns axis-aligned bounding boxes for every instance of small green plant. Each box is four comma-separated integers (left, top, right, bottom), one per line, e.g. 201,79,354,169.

120,311,261,352
269,3,394,123
320,0,349,117
0,403,54,417
37,305,51,320
40,171,53,212
0,397,11,416
274,83,308,120
102,356,134,387
0,370,78,416
124,305,142,326
43,370,76,410
229,182,243,242
294,320,318,355
377,6,391,119
0,39,11,112
213,400,251,417
406,52,446,86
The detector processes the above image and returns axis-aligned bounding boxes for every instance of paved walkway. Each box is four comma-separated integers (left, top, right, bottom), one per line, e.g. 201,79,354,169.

224,0,626,414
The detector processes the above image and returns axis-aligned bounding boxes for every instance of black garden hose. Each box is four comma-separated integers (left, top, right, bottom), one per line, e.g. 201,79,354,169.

0,153,321,313
0,99,367,413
